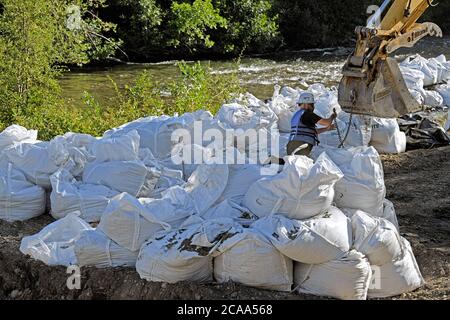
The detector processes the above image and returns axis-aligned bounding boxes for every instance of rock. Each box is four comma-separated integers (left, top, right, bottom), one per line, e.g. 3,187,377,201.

10,289,20,298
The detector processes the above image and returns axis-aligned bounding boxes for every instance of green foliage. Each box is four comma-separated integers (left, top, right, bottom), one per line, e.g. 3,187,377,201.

273,0,377,49
168,61,242,114
211,0,280,54
1,62,242,140
169,0,227,50
102,0,279,59
0,0,122,138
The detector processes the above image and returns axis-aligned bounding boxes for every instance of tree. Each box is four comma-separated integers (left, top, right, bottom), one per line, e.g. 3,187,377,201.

0,0,119,117
169,0,227,51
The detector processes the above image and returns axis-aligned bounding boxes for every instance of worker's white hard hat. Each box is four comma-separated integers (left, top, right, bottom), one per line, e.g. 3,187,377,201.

297,92,315,104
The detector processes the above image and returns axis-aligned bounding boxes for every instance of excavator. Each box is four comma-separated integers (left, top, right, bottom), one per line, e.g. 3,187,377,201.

338,0,443,118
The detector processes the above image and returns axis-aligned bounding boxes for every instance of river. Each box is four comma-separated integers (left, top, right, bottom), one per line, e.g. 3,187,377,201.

60,37,450,107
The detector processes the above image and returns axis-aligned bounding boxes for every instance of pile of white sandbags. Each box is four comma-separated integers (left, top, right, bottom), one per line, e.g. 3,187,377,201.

400,54,450,107
0,80,428,300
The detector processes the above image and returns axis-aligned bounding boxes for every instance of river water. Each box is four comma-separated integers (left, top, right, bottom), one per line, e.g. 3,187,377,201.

60,37,450,107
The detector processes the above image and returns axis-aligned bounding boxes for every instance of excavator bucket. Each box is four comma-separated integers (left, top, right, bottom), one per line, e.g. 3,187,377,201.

338,57,421,118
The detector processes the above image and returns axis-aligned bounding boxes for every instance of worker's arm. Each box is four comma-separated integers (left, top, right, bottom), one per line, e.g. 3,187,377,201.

317,110,337,128
317,124,336,134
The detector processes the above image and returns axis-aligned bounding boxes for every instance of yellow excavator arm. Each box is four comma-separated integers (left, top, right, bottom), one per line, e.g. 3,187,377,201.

338,0,442,118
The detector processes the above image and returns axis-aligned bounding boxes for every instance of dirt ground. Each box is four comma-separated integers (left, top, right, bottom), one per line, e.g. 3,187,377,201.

0,146,448,300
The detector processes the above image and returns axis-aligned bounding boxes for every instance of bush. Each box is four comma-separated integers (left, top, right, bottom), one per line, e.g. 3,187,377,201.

2,62,242,140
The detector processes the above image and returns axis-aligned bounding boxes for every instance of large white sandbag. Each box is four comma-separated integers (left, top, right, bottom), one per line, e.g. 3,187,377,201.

3,141,62,189
217,102,277,132
336,112,373,147
97,193,173,252
269,85,296,133
82,160,153,197
50,169,119,223
308,83,341,119
243,153,343,220
368,238,424,298
20,213,93,266
294,250,372,300
400,65,425,92
252,207,352,264
351,210,403,266
423,90,444,107
400,55,438,86
434,54,450,81
184,163,229,215
202,199,258,226
0,162,46,222
89,130,140,162
381,199,400,230
215,164,262,205
137,218,238,284
214,228,293,292
0,125,37,151
408,89,425,105
312,146,386,217
370,118,406,154
435,84,450,107
74,229,138,268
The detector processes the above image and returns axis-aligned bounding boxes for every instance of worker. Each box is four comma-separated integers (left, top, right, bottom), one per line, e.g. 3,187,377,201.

287,92,337,157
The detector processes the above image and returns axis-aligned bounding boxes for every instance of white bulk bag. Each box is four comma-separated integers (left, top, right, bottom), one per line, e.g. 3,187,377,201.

400,55,438,86
336,112,373,147
82,160,150,197
202,199,258,225
308,83,341,119
214,228,293,292
312,146,386,217
435,84,450,107
0,162,46,222
400,65,425,92
74,229,138,268
98,193,172,252
0,125,37,151
184,164,229,215
217,102,277,132
137,218,238,284
50,169,119,223
104,115,171,159
409,89,425,105
294,250,372,300
20,213,93,266
243,153,343,220
269,86,296,133
351,210,403,266
4,141,61,189
89,130,140,162
370,118,406,154
215,164,262,205
368,238,424,298
252,207,352,264
423,90,444,107
381,199,400,230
